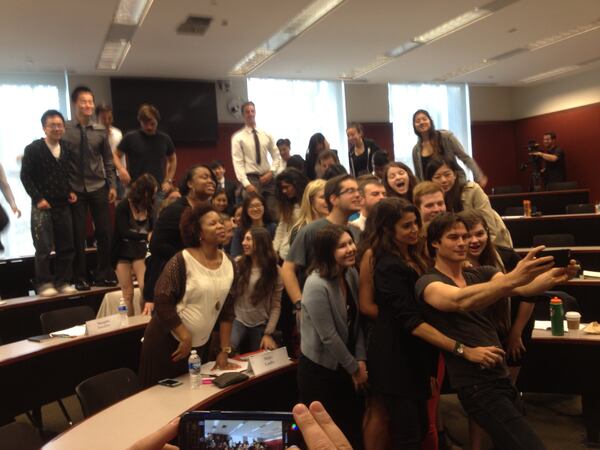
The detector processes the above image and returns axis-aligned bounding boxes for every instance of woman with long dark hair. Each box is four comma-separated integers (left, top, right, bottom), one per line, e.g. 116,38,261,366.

143,164,217,314
305,133,330,180
231,227,282,352
273,168,308,260
111,173,158,315
382,162,418,202
229,192,275,257
412,109,487,186
425,155,512,248
298,224,367,449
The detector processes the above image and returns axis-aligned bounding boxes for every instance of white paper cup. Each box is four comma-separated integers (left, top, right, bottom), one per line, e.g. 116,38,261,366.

565,311,581,331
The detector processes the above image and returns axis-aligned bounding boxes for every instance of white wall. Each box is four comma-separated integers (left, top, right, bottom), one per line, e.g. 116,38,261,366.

510,64,600,119
344,83,389,122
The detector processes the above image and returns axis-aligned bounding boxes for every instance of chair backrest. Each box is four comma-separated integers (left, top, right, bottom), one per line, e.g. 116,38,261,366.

546,181,578,191
76,368,141,417
40,305,96,334
565,203,596,214
504,205,538,216
0,421,43,450
532,233,575,247
491,185,522,195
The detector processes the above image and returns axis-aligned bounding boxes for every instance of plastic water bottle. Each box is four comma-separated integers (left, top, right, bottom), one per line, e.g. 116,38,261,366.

188,350,201,389
118,298,129,327
550,297,564,336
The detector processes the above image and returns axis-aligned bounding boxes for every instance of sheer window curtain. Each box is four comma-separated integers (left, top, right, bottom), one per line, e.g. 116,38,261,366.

247,78,348,168
0,73,68,259
388,83,472,178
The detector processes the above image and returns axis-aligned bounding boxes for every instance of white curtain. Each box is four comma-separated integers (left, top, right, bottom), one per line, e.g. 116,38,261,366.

0,73,68,259
388,83,472,178
247,78,348,168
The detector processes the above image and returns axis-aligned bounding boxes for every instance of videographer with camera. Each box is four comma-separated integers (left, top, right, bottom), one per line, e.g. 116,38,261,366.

530,132,566,188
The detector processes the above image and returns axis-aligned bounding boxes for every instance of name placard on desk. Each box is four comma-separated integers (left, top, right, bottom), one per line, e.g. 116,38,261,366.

248,347,289,376
86,314,121,336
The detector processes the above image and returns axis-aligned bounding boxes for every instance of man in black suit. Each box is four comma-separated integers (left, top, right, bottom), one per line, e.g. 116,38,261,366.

209,160,238,215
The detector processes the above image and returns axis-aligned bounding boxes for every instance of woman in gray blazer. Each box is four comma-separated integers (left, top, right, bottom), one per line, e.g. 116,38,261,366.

298,224,367,450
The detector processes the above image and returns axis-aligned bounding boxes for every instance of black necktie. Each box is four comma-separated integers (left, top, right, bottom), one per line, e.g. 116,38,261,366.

79,125,90,187
252,129,261,165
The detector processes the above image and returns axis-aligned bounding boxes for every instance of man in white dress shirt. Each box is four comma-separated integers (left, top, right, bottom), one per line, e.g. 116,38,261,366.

231,101,282,218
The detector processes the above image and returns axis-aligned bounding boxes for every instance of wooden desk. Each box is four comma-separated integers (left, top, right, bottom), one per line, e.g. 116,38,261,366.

490,188,589,215
0,286,120,343
43,362,298,450
502,213,600,247
0,315,150,420
520,328,600,444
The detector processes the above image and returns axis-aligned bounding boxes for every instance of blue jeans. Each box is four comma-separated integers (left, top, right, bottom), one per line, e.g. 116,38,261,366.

458,378,546,450
31,205,74,288
230,319,265,353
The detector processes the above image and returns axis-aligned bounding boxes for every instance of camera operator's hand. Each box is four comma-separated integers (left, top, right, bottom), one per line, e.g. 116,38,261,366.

293,402,352,449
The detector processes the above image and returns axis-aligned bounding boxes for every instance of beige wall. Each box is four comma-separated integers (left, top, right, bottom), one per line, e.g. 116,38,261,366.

510,64,600,119
344,83,389,123
469,86,513,121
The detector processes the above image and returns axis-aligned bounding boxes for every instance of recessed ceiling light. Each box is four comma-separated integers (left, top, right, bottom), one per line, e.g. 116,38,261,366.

230,0,345,76
528,19,600,51
519,65,580,84
413,8,493,44
113,0,154,26
97,40,131,71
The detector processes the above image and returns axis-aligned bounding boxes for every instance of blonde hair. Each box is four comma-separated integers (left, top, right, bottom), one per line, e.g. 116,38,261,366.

290,179,327,236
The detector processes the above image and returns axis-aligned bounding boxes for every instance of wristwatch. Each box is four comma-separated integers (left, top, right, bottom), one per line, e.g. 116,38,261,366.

294,300,302,311
221,346,232,355
453,341,465,357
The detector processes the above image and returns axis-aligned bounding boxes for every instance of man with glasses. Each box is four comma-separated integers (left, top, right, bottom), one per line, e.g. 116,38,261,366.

282,174,362,313
20,110,78,296
64,86,117,290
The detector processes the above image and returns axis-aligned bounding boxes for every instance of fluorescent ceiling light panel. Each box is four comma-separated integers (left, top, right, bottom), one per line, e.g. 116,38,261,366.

114,0,154,25
97,39,131,70
386,40,421,58
528,19,600,51
414,8,492,44
230,0,345,76
519,65,580,84
437,59,496,81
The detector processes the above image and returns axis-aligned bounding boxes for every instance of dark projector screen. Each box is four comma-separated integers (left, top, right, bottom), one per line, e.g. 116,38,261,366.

110,77,218,143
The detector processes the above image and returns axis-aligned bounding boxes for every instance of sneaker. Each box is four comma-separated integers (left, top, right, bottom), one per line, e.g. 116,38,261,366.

57,284,78,294
39,285,58,297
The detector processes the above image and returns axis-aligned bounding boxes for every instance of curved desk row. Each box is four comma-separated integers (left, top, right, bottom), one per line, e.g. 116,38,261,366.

43,362,298,450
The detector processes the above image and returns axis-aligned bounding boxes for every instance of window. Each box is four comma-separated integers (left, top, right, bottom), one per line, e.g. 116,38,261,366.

247,78,348,167
388,83,472,178
0,73,68,259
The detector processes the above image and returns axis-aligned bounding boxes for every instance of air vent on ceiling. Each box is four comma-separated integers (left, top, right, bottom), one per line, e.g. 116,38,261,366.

177,16,213,35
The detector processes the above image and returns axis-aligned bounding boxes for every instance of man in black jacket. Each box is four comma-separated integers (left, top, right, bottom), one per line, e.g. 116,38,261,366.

20,110,78,297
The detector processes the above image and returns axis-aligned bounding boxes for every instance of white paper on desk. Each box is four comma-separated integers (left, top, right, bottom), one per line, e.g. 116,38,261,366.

583,270,600,278
534,320,585,331
49,324,86,338
200,359,248,376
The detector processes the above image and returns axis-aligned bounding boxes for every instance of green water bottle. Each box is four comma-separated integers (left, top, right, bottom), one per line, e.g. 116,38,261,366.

550,297,564,336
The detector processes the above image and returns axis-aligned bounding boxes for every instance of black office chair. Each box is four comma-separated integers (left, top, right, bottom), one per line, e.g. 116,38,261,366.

532,234,575,247
0,421,43,450
76,368,141,417
566,203,596,214
39,305,95,425
504,205,538,216
40,305,95,334
546,181,578,191
491,185,522,195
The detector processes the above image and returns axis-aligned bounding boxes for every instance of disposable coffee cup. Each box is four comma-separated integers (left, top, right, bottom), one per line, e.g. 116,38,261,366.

565,311,581,331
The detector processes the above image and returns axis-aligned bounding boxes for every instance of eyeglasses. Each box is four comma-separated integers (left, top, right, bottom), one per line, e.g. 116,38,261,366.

248,203,264,210
338,187,359,196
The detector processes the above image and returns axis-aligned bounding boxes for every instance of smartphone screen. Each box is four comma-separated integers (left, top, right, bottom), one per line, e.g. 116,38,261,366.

179,411,305,450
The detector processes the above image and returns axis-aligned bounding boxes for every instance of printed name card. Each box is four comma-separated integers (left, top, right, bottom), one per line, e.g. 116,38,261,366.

86,314,121,336
248,347,289,376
